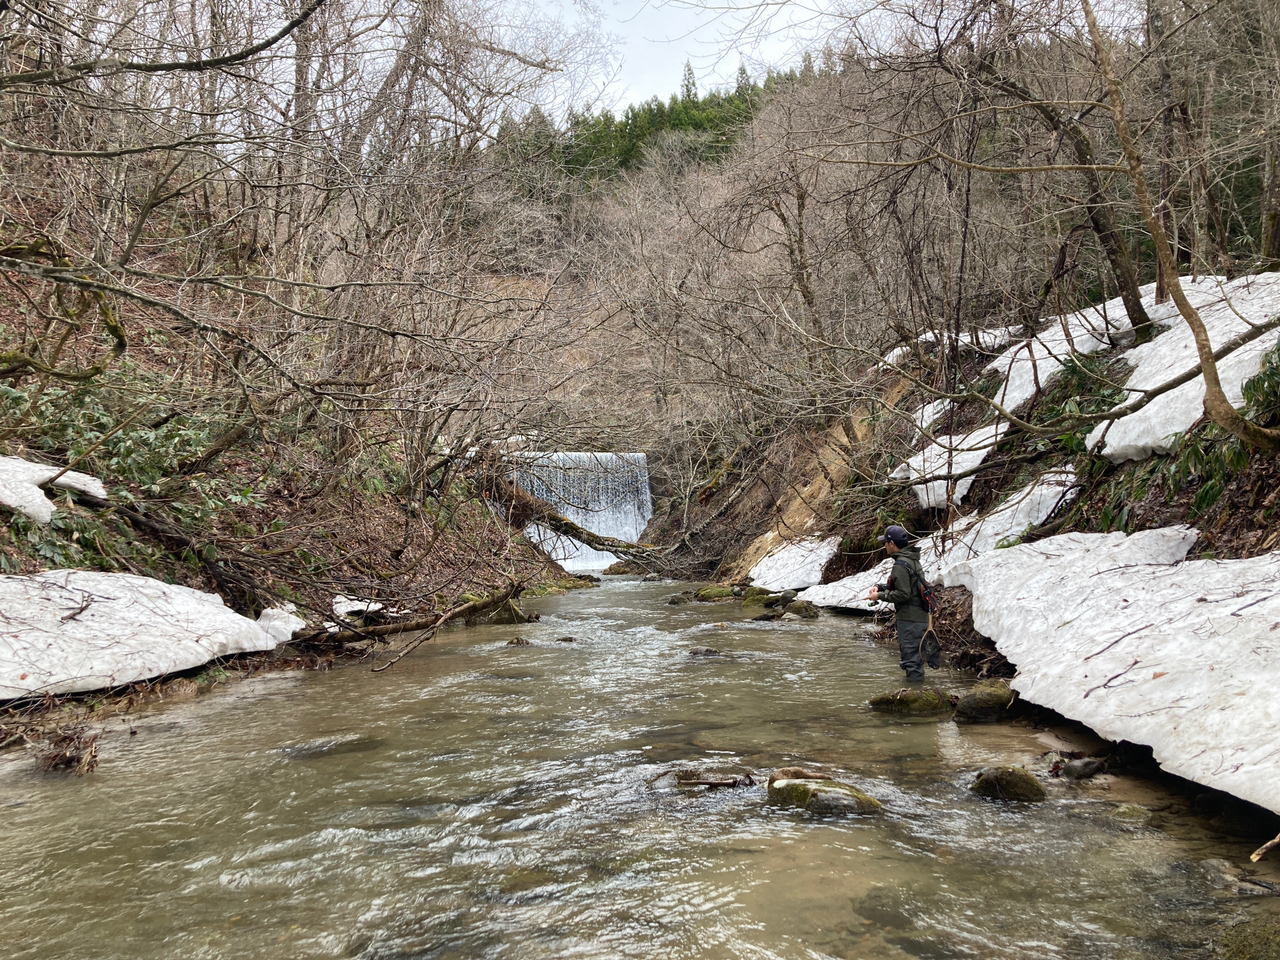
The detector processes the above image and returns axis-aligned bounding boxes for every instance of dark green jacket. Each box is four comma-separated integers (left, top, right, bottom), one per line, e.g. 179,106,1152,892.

881,545,930,623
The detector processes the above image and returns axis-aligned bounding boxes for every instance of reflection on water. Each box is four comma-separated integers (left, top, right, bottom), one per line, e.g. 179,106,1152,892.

0,578,1265,959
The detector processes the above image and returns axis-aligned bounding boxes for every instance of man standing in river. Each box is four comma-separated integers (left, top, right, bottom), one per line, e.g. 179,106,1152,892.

867,525,929,682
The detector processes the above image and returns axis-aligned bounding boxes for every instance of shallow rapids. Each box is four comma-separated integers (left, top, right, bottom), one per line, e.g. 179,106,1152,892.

0,578,1267,959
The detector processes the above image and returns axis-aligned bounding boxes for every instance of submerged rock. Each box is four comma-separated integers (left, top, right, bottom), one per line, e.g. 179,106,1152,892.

1110,803,1153,826
970,765,1047,802
783,600,819,619
665,592,694,605
695,585,736,602
868,687,954,715
768,777,882,815
1217,915,1280,960
953,679,1015,723
1062,757,1107,781
688,647,722,657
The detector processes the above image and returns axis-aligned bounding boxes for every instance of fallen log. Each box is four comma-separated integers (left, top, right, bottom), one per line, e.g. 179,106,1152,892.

480,471,670,568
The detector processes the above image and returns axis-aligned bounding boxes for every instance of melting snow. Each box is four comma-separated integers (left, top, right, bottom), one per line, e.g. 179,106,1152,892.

0,456,107,524
1088,274,1280,462
0,571,297,699
889,422,1009,509
947,528,1280,816
747,536,841,591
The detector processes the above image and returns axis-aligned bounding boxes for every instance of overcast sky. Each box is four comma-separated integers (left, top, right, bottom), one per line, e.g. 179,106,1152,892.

593,0,829,107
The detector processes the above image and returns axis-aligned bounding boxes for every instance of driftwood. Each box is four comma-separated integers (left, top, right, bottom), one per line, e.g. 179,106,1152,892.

365,582,524,672
1252,832,1280,863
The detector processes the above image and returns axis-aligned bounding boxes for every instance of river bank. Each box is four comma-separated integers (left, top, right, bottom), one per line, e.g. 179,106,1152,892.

3,577,1278,960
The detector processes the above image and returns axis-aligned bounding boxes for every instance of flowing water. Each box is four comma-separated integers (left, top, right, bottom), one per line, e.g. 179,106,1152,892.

0,578,1269,960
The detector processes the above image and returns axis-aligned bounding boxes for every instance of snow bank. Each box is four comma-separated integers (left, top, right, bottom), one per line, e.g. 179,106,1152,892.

0,456,107,524
932,471,1077,584
0,570,296,699
801,471,1077,610
889,423,1009,509
746,536,841,591
986,292,1136,414
1088,274,1280,462
948,527,1280,816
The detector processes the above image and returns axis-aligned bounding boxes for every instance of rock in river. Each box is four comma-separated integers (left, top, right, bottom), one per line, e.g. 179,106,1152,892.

768,777,882,815
970,765,1047,802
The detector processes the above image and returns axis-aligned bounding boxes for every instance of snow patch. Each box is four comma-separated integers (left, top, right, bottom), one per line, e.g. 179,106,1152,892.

0,456,108,524
747,536,841,591
985,292,1136,415
1088,274,1280,462
944,528,1280,816
0,570,283,699
889,423,1009,509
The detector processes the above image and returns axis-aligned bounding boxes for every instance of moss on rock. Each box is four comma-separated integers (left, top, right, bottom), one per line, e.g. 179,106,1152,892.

970,765,1047,802
767,777,882,814
1218,917,1280,960
868,687,954,715
695,585,736,602
954,679,1015,723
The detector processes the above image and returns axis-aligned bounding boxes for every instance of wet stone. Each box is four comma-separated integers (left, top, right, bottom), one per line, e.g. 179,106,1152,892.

694,585,736,602
767,777,882,815
868,687,954,715
953,679,1015,723
970,765,1047,802
688,647,722,657
1062,757,1107,780
1217,915,1280,960
783,600,819,619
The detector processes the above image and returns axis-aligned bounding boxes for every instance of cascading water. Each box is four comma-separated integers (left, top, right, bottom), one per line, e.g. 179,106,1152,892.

512,452,653,571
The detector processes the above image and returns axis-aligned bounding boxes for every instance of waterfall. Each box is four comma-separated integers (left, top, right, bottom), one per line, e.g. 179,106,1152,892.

513,452,653,571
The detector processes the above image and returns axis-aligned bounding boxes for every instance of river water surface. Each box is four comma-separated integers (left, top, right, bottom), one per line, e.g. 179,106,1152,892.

0,578,1267,958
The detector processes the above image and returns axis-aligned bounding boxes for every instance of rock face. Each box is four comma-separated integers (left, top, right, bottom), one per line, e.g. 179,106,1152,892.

953,679,1015,723
768,777,882,814
970,765,1047,802
868,688,953,715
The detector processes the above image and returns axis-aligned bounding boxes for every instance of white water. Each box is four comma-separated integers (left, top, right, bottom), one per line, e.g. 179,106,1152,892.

514,452,653,571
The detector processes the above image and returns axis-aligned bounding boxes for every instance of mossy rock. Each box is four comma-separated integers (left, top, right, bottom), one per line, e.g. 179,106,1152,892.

970,765,1047,802
485,600,537,625
695,585,736,602
741,586,773,603
768,777,882,815
1218,917,1280,960
783,600,819,619
868,687,953,715
1110,803,1152,826
666,592,694,606
954,679,1015,723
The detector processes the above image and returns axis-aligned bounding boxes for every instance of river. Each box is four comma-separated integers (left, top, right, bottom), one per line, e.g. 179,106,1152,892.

0,577,1266,958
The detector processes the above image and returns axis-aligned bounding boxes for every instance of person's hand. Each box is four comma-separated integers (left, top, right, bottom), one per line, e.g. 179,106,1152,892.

868,586,879,602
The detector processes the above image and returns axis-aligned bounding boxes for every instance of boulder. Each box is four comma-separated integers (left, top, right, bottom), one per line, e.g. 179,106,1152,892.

1216,915,1280,960
1062,757,1107,781
741,586,773,604
666,592,694,606
868,687,954,715
970,765,1047,802
695,585,736,602
953,679,1015,723
783,600,820,619
768,777,882,815
484,600,538,625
